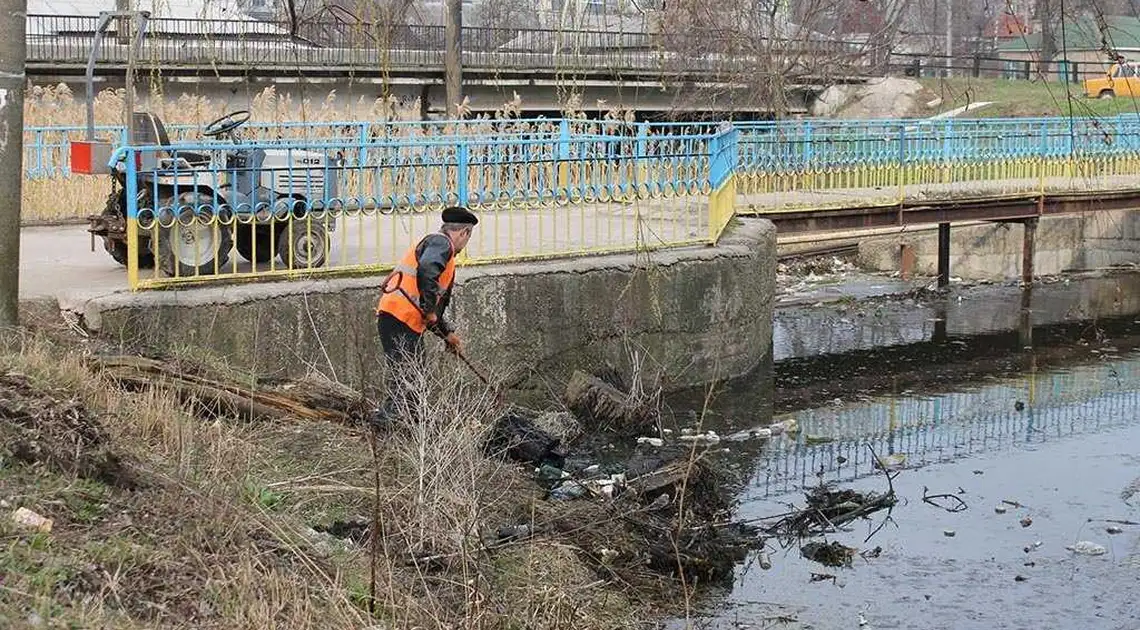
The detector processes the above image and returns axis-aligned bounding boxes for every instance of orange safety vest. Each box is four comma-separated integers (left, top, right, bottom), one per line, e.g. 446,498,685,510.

376,235,456,334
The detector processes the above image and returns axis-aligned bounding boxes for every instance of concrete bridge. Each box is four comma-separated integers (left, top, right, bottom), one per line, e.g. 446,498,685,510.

25,12,878,116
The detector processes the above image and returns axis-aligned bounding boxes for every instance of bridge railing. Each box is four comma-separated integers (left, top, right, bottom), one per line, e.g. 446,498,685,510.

734,116,1140,212
29,115,1140,182
111,124,724,289
25,13,868,74
25,114,1140,230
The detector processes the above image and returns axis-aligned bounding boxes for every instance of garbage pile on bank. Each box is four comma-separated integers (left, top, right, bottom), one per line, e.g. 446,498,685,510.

480,367,908,585
482,369,772,586
85,354,891,588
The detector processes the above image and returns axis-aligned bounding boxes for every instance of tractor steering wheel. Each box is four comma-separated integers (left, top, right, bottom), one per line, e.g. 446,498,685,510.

202,110,251,138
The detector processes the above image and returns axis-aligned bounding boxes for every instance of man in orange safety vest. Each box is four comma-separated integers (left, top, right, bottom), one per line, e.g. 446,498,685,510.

370,206,478,428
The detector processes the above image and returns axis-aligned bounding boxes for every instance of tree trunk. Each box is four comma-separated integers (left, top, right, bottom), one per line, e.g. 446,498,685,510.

564,370,658,438
92,355,366,424
1037,0,1057,72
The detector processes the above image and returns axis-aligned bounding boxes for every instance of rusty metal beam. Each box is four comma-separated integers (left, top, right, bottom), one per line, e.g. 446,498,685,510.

937,222,951,288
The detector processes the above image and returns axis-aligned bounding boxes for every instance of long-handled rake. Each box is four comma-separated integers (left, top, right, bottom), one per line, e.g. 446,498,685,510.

433,331,529,404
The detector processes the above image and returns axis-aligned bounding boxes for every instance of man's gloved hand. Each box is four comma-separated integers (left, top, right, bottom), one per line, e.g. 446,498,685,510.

444,332,461,355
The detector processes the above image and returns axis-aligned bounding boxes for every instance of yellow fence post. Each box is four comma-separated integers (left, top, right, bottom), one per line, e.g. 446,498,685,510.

707,125,737,246
124,146,140,291
896,124,906,204
127,213,139,290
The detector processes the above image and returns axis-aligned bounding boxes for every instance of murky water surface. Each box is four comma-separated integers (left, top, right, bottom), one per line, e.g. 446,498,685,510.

666,272,1140,630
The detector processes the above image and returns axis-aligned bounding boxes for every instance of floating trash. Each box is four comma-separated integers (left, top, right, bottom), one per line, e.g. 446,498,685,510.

875,453,907,471
801,541,857,568
1066,541,1107,556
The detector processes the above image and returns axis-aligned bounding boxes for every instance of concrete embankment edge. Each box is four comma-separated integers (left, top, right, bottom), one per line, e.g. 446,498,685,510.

856,210,1140,280
72,217,777,396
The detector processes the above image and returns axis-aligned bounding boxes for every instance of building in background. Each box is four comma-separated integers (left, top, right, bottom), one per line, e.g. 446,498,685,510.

996,14,1140,82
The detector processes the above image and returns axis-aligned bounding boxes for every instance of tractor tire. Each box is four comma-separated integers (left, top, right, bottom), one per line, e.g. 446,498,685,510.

104,239,156,269
156,194,233,278
102,194,154,268
236,226,274,264
276,221,330,270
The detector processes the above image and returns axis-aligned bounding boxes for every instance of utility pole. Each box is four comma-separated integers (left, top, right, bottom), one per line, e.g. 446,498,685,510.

444,0,462,119
0,0,26,327
945,0,953,78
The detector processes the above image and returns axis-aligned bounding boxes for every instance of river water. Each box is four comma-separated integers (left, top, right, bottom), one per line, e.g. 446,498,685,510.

664,271,1140,630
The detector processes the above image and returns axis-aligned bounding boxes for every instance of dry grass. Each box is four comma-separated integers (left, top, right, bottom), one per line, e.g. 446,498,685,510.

0,324,653,629
24,82,427,130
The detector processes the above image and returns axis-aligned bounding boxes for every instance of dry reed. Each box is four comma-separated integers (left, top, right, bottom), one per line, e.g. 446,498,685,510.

0,322,652,629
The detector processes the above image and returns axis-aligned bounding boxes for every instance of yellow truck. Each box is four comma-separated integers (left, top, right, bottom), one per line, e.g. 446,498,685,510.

1084,62,1140,98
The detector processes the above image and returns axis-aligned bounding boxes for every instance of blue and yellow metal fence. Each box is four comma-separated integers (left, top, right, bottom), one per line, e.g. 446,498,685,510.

707,124,738,242
26,118,724,179
23,113,1140,289
734,115,1140,212
110,123,724,289
29,115,1140,180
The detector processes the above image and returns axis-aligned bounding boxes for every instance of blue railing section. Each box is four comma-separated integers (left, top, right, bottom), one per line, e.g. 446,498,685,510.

734,115,1140,174
28,114,1140,180
25,118,721,179
106,126,720,225
708,124,738,190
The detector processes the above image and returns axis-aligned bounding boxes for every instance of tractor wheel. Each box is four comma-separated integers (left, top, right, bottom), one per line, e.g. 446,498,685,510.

102,194,154,268
236,226,274,264
103,239,157,269
1100,90,1116,99
276,221,329,269
156,194,233,277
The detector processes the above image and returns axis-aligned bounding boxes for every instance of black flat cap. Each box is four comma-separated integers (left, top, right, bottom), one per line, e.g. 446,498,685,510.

442,206,478,225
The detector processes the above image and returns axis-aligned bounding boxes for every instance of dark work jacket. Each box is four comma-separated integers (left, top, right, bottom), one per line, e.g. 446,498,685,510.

415,233,455,335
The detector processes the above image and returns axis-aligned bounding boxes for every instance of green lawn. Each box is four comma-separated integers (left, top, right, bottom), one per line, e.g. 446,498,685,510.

916,77,1140,118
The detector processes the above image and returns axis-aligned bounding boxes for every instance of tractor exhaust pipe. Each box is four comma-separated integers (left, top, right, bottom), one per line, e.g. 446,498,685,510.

84,10,150,143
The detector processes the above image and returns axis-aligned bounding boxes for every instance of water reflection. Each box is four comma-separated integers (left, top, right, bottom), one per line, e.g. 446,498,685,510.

773,272,1140,361
666,273,1140,630
750,350,1140,500
665,273,1140,509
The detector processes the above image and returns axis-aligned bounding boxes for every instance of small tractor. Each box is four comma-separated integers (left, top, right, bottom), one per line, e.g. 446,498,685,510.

73,10,341,278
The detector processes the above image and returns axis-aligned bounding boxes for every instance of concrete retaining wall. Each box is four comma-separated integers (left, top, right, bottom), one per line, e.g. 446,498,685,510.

74,218,776,396
855,211,1139,281
1081,210,1140,269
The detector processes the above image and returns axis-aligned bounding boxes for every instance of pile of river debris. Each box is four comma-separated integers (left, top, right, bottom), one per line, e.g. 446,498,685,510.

92,356,897,588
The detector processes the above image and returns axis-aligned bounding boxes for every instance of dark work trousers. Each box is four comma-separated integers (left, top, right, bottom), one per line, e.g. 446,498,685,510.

375,312,425,424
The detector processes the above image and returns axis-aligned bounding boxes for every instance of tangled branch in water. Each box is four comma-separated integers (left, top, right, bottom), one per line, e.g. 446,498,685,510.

923,487,969,513
758,444,898,548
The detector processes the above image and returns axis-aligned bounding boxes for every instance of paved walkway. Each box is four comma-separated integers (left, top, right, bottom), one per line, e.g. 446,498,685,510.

19,172,1140,300
20,198,708,299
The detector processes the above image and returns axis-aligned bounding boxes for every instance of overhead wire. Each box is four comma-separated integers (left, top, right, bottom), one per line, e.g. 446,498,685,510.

1080,0,1140,254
